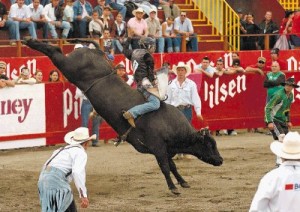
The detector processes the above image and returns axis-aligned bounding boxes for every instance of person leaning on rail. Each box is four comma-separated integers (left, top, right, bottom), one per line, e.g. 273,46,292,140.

0,61,15,88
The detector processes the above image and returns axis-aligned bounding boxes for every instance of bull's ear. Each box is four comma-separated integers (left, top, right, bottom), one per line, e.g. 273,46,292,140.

199,127,210,136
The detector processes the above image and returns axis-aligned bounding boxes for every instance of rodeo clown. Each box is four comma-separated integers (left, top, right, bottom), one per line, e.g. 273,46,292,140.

122,36,168,128
38,127,93,211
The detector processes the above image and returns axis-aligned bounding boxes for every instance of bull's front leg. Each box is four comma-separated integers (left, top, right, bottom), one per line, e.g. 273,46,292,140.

22,37,63,57
155,155,180,195
168,157,190,188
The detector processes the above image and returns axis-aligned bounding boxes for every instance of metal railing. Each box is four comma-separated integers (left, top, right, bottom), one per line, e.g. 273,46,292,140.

278,0,300,10
194,0,240,51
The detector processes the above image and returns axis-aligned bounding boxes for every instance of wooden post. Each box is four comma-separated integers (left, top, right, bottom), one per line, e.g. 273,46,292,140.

16,40,22,57
181,35,186,52
264,34,270,50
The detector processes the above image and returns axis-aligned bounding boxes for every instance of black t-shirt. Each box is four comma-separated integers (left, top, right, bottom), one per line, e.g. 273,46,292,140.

0,74,8,80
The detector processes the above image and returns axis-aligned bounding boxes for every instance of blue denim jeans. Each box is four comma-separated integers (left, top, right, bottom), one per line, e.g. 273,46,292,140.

128,92,160,119
47,21,71,38
108,2,127,20
74,18,89,38
178,107,192,123
156,37,165,53
112,39,123,53
165,37,180,52
81,99,102,145
6,20,37,40
176,33,198,52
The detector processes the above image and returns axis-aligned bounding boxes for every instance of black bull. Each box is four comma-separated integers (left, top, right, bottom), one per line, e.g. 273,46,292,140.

24,39,223,194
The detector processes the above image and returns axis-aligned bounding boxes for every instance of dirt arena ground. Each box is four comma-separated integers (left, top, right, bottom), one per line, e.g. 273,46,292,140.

0,130,295,212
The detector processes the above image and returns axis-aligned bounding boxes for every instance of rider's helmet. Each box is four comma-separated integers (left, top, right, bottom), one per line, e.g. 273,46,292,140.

138,37,156,52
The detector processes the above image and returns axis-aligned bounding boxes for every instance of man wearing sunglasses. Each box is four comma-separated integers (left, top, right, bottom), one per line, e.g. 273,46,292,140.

245,56,267,75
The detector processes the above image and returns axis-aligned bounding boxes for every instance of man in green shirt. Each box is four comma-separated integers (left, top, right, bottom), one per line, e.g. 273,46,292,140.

265,77,299,141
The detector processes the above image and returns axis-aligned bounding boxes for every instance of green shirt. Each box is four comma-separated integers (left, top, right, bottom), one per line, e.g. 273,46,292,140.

264,71,285,101
265,88,293,124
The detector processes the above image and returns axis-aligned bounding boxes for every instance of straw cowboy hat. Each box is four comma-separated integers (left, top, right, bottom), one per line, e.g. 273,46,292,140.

281,77,299,88
64,127,96,145
132,8,145,16
172,61,191,77
270,132,300,159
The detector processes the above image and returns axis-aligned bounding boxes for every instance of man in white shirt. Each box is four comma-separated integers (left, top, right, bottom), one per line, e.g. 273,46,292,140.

7,0,37,45
165,61,203,122
43,0,71,42
38,127,92,211
28,0,48,39
249,132,300,212
194,56,215,78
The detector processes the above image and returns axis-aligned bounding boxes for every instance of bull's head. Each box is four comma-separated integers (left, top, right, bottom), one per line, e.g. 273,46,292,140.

191,129,223,166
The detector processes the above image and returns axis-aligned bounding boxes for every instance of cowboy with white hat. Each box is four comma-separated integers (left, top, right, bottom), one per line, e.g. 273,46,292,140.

38,127,95,211
250,132,300,212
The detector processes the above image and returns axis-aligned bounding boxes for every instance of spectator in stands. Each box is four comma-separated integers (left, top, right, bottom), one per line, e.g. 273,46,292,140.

278,10,294,49
127,7,148,49
160,0,180,19
102,28,114,60
237,8,246,49
15,67,37,84
195,56,215,78
48,69,61,82
266,48,288,71
63,0,74,38
245,56,267,75
11,0,32,5
75,87,102,147
73,0,93,38
162,16,180,53
240,13,260,50
249,131,300,211
93,0,106,18
28,0,48,40
0,1,8,35
146,9,164,53
264,61,285,102
38,127,90,211
89,11,104,38
43,0,71,43
257,11,279,50
111,12,127,54
226,58,245,74
106,0,126,21
115,64,134,86
7,0,37,46
100,6,114,32
290,11,300,47
0,61,15,88
174,11,198,52
34,69,43,83
131,0,157,17
214,57,226,77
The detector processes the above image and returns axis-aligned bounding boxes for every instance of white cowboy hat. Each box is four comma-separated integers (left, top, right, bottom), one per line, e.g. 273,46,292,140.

132,8,145,16
172,61,191,77
64,127,96,145
270,132,300,159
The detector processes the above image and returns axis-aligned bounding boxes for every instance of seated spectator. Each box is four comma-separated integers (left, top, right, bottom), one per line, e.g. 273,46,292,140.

214,58,226,77
0,1,8,34
7,0,37,45
28,0,48,40
195,56,215,78
265,48,288,71
106,0,126,21
146,9,164,53
100,6,114,32
0,61,15,88
174,11,198,52
49,69,61,82
102,29,114,60
160,0,180,19
226,59,245,74
43,0,71,43
257,11,279,50
15,67,37,84
73,0,93,38
93,0,106,18
115,64,134,86
245,56,267,75
34,69,43,83
89,11,104,38
63,0,74,38
127,7,148,49
162,16,179,53
290,11,300,47
131,0,157,17
240,13,260,50
111,12,127,54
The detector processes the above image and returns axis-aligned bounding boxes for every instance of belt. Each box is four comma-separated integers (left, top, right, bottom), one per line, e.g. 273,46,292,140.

177,104,191,110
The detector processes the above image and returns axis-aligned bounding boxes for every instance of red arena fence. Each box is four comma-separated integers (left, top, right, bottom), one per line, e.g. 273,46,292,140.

0,50,299,149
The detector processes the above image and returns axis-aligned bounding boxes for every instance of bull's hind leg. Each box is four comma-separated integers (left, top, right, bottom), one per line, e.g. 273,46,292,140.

168,157,190,188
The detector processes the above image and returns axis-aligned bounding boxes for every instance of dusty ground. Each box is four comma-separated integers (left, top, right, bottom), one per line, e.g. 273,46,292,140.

0,130,290,212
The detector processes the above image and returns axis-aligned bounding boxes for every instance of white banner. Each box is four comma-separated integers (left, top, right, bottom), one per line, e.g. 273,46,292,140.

0,84,46,136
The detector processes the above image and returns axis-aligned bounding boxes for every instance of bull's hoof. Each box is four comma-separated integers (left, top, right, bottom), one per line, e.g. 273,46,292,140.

180,182,190,188
170,188,180,195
